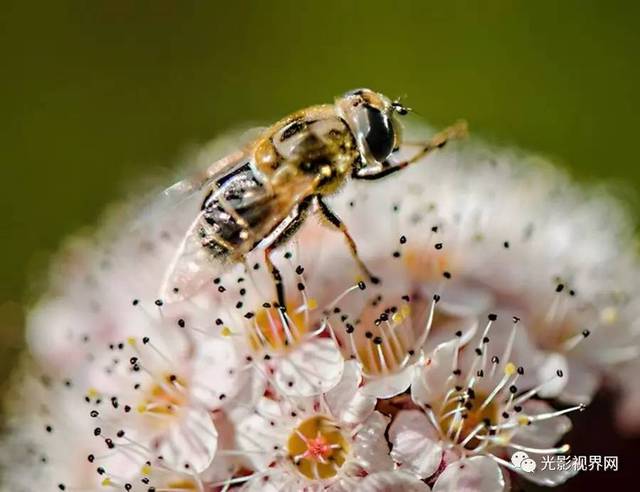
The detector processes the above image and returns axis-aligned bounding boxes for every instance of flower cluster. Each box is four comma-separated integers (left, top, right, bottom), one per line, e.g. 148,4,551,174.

2,133,639,491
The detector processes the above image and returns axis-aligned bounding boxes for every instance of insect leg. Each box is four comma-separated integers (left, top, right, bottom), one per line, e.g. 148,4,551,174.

264,246,286,310
315,196,380,285
352,120,468,181
263,196,314,311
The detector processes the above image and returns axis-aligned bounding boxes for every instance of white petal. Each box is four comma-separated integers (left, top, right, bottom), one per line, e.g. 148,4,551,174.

536,352,569,398
234,398,283,470
201,411,241,482
349,411,393,472
412,339,458,405
240,472,291,492
557,358,599,405
191,338,245,408
388,410,443,479
433,456,505,492
354,471,431,491
274,337,344,397
508,451,578,487
424,316,478,355
512,400,572,449
436,282,494,319
361,365,414,399
26,299,91,374
326,360,376,424
158,406,218,473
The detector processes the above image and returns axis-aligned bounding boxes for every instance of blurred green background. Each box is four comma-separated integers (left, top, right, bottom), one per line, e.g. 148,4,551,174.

1,1,639,489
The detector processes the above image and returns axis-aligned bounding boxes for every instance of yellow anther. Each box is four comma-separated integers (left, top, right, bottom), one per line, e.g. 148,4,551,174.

600,306,618,325
141,464,151,475
87,388,98,398
392,312,404,324
504,362,517,376
517,416,530,426
101,477,112,487
494,434,509,445
221,326,233,337
137,403,147,414
307,298,318,310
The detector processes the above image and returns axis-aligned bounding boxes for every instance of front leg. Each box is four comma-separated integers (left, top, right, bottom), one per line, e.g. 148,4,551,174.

353,120,467,181
315,196,380,285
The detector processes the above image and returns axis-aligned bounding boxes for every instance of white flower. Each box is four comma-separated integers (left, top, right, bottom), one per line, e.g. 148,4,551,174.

389,316,583,491
0,365,143,492
217,361,388,491
353,470,432,491
83,332,220,475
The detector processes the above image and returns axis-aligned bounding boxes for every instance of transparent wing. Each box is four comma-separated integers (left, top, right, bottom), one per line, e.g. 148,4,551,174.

158,209,231,303
150,139,260,303
162,148,248,203
134,127,264,228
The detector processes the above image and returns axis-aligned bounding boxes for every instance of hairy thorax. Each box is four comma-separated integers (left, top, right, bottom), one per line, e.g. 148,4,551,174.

258,105,359,195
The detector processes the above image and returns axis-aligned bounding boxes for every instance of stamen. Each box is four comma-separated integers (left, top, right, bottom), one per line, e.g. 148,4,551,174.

375,344,389,374
326,283,361,312
511,371,564,407
479,363,516,411
276,309,296,345
251,318,270,347
459,422,486,447
413,295,438,349
498,317,519,374
506,441,571,455
210,472,269,489
263,309,286,347
561,329,591,352
465,315,496,388
525,403,586,423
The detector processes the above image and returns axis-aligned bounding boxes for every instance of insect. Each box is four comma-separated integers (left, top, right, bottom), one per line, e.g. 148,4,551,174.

159,88,467,307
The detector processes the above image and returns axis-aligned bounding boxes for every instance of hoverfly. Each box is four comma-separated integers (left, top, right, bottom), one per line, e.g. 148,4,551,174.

159,88,467,307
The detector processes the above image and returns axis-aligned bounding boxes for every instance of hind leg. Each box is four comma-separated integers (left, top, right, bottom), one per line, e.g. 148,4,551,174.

263,196,313,311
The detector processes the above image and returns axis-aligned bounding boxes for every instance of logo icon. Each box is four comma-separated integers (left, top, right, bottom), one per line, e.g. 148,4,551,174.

511,451,537,473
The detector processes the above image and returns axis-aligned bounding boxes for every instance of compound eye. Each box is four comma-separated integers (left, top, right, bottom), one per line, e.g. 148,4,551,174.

364,105,395,162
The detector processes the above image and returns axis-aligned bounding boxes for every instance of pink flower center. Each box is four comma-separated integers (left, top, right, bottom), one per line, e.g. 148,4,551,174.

287,415,349,479
304,434,332,461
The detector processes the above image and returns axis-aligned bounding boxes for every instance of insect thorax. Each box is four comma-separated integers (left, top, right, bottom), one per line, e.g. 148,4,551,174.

262,109,360,194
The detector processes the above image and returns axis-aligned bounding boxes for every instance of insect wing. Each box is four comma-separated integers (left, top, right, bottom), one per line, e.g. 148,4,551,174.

163,149,248,201
135,127,264,229
158,207,230,303
156,149,256,303
170,126,266,197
